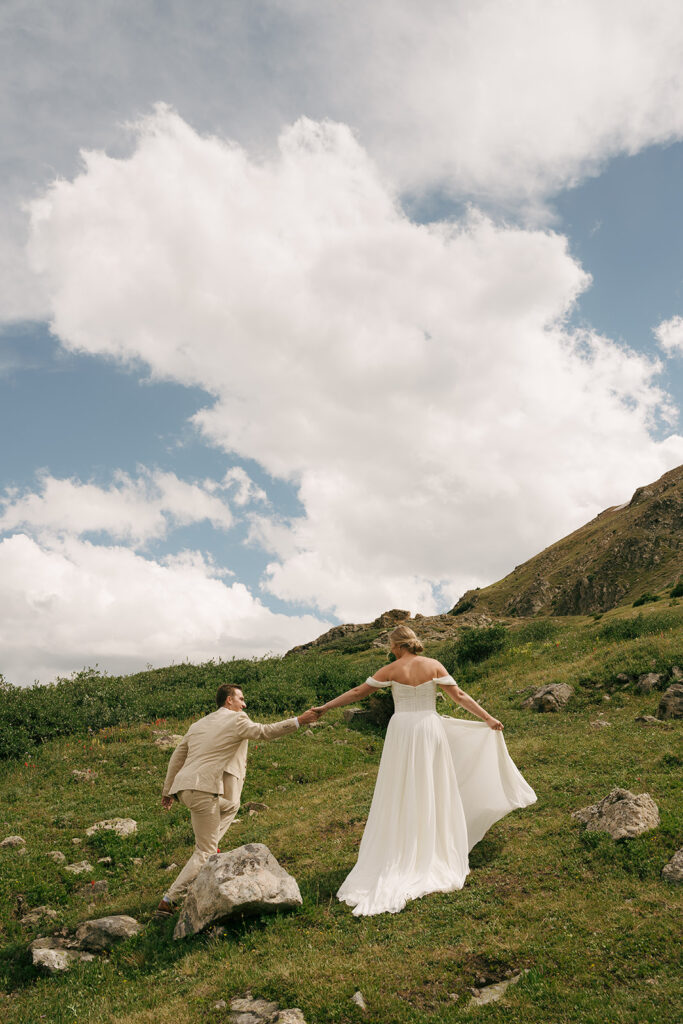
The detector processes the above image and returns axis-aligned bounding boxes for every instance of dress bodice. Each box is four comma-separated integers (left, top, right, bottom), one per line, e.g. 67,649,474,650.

366,676,452,713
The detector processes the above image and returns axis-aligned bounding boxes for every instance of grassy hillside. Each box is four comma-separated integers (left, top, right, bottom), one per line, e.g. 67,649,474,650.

451,464,683,617
1,600,682,1023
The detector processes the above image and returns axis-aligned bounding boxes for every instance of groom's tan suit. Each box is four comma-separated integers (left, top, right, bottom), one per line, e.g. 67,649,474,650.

161,707,299,902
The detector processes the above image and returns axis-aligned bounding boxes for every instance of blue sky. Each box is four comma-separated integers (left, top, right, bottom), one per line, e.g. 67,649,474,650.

1,2,682,685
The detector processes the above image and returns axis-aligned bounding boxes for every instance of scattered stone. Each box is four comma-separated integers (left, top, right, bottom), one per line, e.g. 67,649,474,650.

351,990,368,1011
20,905,58,926
74,915,142,951
343,707,370,724
603,694,611,702
636,673,664,694
661,848,683,883
71,838,82,845
214,999,227,1010
164,863,179,872
131,857,143,866
333,740,348,745
657,684,683,719
0,835,25,848
86,818,137,838
590,720,611,728
229,992,279,1022
670,666,683,683
46,850,66,864
303,728,315,737
273,1011,306,1023
76,880,109,897
244,802,269,813
572,788,660,839
64,861,94,874
174,843,302,939
72,769,98,781
97,856,112,864
615,673,630,685
154,733,184,748
466,970,529,1008
635,715,666,726
521,683,573,712
31,944,95,972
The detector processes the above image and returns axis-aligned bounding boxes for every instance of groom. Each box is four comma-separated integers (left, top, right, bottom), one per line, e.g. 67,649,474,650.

155,683,319,918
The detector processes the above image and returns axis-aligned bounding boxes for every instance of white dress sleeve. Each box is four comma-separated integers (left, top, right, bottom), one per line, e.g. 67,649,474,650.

436,673,457,685
365,676,392,688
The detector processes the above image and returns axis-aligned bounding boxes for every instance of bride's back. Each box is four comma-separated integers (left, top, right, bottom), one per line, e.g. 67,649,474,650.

384,654,444,688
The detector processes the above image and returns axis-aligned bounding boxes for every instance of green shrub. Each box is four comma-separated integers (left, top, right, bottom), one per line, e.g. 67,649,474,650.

598,611,678,642
670,581,683,598
511,619,560,643
446,624,508,668
632,592,661,607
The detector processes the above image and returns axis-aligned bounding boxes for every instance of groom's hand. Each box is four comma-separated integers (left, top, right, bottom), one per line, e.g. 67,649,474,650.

161,796,174,810
298,708,321,726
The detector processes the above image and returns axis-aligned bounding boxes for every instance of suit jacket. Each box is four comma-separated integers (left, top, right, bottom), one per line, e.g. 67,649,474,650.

161,707,299,797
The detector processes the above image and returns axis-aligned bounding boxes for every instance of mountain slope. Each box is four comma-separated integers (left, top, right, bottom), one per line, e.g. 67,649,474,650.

452,464,683,617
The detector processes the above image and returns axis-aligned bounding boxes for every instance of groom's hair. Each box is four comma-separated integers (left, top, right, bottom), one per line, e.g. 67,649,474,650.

216,683,242,707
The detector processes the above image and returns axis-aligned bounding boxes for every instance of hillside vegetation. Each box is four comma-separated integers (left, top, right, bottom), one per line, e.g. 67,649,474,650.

1,599,682,1023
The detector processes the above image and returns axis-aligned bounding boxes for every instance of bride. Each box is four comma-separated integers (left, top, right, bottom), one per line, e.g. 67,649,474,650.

313,624,536,916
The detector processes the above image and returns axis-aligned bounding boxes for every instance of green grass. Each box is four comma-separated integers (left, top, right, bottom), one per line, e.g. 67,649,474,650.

0,602,682,1023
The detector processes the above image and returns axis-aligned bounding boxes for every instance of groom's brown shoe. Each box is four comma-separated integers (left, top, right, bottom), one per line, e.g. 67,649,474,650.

154,897,175,919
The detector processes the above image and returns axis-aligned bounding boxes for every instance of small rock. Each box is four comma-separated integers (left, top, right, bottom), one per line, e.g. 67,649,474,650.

74,914,142,951
97,856,112,864
343,707,370,723
0,835,25,848
244,802,269,813
657,683,683,719
521,683,573,712
351,990,367,1011
20,905,58,926
76,880,109,897
466,971,529,1008
590,720,611,728
635,714,665,726
603,694,611,702
669,665,683,683
448,992,459,1001
46,850,66,864
131,857,143,866
229,993,279,1020
64,861,94,874
636,673,663,694
174,844,302,939
86,817,137,838
164,863,179,872
303,728,315,737
615,673,630,685
72,769,98,781
31,945,95,972
154,733,184,748
661,848,683,883
71,838,82,845
572,788,660,839
214,1000,227,1010
273,1011,306,1023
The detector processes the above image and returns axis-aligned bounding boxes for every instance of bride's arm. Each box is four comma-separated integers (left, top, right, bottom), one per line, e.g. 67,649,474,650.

438,679,503,730
313,681,378,715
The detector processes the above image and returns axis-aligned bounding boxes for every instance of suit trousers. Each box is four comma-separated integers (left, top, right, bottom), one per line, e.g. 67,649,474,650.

164,774,243,903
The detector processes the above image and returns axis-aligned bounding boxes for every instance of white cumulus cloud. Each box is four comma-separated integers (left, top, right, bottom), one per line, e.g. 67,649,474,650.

654,315,683,356
0,533,329,686
26,110,683,622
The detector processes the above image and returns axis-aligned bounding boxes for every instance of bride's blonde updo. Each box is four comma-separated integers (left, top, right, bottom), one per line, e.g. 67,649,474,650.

389,624,424,654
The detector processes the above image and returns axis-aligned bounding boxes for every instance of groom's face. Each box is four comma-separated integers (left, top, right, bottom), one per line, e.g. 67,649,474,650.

225,688,246,712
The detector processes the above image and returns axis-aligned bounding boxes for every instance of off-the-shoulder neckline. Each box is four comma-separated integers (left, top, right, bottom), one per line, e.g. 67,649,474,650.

368,676,453,689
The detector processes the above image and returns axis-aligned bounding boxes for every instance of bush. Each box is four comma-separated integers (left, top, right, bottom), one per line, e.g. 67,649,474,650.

451,624,508,666
670,581,683,598
511,619,560,643
632,593,661,607
598,610,679,642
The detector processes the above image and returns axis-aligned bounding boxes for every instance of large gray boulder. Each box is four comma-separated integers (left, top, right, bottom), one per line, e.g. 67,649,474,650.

657,683,683,719
74,915,142,950
174,843,302,940
522,683,573,712
572,788,660,839
636,673,664,693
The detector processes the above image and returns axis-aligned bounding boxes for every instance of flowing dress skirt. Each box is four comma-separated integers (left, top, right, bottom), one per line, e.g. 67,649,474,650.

337,710,537,916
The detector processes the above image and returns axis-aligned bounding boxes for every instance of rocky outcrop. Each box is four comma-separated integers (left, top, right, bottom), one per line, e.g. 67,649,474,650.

0,835,26,848
657,683,683,719
174,843,302,940
64,861,94,874
74,916,141,951
522,683,573,712
572,788,660,839
636,673,665,693
228,993,306,1024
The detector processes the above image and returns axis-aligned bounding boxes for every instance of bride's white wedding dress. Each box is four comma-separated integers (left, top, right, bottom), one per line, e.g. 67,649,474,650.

336,675,537,917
